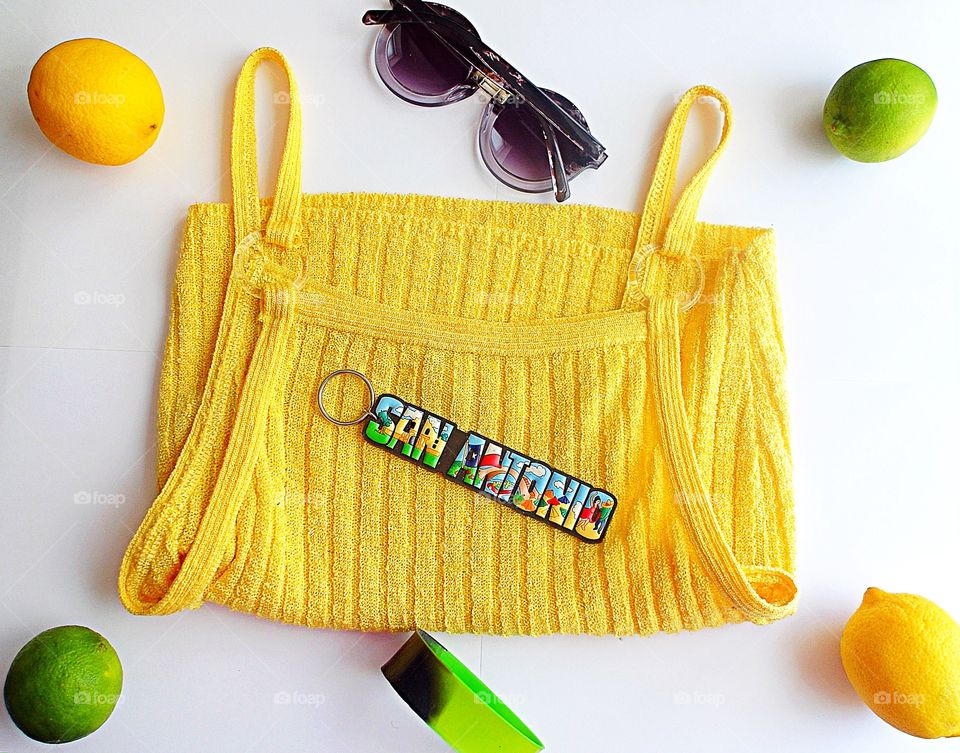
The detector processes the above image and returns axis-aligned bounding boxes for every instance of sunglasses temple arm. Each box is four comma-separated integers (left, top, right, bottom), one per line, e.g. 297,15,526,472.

540,118,570,202
363,6,456,27
362,9,392,25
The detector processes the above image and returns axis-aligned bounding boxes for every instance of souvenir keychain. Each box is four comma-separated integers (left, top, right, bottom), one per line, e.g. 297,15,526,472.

317,370,617,543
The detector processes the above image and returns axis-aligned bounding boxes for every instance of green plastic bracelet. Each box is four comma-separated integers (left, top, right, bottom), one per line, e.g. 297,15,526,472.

382,630,544,753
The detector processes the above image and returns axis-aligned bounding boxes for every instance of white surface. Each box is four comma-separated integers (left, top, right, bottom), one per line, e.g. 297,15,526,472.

1,1,959,751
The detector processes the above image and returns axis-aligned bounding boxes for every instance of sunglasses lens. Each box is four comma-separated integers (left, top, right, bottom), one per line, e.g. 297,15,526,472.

488,105,553,182
485,91,587,184
384,22,471,96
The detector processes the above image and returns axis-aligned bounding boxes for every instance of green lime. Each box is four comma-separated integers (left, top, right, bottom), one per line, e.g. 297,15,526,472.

3,625,123,744
823,58,937,162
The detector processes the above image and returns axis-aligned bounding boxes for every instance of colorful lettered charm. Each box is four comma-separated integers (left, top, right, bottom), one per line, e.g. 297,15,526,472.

318,370,617,543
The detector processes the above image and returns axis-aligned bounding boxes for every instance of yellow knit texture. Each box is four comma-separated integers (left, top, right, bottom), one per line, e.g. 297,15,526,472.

118,48,797,635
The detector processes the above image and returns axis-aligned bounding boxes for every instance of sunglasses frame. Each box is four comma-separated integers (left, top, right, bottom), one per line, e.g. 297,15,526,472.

363,0,608,201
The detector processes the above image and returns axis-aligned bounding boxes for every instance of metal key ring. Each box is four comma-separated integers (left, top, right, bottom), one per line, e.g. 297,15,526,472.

317,369,376,426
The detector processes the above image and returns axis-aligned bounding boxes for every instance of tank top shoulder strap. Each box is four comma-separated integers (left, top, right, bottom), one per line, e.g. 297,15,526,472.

626,88,798,621
230,47,303,250
623,86,732,309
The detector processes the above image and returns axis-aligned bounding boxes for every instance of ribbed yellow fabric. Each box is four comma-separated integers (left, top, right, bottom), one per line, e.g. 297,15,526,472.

118,48,798,635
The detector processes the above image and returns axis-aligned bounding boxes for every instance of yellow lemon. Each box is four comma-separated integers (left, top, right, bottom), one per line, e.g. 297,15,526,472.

28,38,164,165
840,588,960,738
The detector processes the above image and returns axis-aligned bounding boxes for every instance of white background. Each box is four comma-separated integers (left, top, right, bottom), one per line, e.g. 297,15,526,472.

1,1,958,751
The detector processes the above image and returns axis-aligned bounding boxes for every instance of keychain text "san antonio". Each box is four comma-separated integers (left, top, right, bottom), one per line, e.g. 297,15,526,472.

363,393,617,543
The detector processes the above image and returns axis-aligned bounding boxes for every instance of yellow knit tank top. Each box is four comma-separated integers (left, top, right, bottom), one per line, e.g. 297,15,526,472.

118,48,798,635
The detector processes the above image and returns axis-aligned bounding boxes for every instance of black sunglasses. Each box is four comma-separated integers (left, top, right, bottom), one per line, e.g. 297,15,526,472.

362,0,607,202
